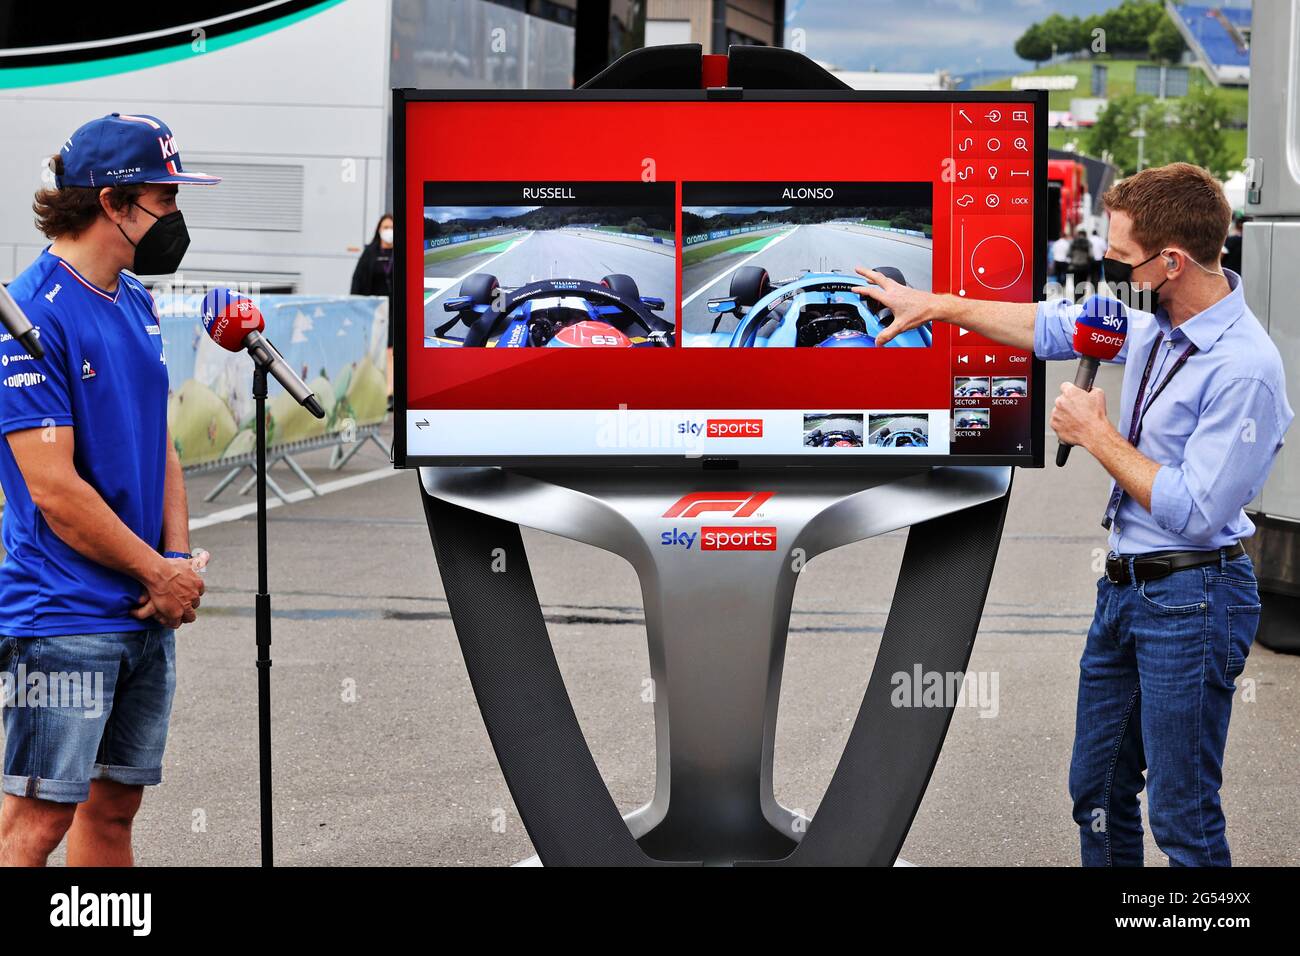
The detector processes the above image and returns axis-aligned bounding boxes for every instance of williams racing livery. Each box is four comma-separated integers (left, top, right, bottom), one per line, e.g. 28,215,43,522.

427,272,674,348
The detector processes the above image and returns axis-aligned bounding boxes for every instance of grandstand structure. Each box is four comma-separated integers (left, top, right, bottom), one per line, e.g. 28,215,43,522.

1167,1,1251,86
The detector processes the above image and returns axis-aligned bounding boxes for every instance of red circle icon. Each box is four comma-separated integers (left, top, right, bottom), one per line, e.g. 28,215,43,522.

970,234,1025,291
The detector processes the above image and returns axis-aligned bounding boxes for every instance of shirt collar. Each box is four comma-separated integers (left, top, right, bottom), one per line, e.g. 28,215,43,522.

1155,269,1244,352
43,245,122,303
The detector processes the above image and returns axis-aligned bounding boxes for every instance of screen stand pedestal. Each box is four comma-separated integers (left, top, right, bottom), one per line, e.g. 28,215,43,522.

420,463,1012,866
405,45,1037,866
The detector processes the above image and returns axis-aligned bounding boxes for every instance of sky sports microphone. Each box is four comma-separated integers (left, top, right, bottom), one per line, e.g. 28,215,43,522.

201,289,324,419
0,282,45,359
1057,294,1128,466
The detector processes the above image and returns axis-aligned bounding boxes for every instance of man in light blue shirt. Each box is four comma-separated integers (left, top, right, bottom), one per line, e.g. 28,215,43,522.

857,162,1292,866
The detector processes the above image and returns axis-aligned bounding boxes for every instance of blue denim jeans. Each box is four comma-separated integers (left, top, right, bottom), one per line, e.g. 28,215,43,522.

1069,551,1260,866
0,629,177,804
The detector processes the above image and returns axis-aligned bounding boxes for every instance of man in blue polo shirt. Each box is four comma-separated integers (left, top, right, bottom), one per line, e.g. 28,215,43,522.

0,114,216,866
856,162,1292,866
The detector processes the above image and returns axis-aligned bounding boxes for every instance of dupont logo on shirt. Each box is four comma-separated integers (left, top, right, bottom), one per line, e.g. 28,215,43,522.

3,371,45,388
81,359,97,380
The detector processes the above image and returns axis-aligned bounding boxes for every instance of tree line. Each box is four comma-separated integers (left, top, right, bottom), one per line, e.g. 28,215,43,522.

424,206,673,239
683,206,931,235
1015,0,1186,65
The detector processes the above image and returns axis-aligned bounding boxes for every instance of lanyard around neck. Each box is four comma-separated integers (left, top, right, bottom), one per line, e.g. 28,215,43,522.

1126,332,1198,447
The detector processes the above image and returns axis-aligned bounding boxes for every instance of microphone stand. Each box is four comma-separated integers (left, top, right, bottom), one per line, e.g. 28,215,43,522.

253,363,275,867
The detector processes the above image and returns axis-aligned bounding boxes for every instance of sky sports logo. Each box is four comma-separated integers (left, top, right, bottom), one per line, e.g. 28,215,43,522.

707,418,762,438
675,419,764,438
660,492,776,552
1080,327,1125,350
661,527,778,551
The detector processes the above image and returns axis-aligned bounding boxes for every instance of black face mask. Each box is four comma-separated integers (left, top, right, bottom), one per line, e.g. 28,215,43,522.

118,202,190,275
1102,251,1168,312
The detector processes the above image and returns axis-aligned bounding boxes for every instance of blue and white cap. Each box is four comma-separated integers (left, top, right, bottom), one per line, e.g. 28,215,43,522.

55,113,221,188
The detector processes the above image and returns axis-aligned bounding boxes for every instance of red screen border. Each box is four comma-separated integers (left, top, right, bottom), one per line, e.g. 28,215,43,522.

392,87,1048,470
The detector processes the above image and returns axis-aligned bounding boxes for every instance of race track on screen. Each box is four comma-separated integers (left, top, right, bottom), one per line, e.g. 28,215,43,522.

423,227,676,341
681,222,933,337
868,414,929,445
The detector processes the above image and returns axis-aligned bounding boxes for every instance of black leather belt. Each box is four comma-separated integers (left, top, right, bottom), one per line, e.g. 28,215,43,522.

1105,542,1246,586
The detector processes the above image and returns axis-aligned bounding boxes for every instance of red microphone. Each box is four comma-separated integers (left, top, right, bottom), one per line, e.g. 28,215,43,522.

201,289,324,419
1057,295,1128,466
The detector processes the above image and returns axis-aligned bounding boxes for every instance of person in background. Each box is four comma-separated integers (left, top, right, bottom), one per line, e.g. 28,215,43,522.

1222,212,1244,278
1068,225,1094,292
1051,231,1072,287
1089,227,1107,284
350,214,395,410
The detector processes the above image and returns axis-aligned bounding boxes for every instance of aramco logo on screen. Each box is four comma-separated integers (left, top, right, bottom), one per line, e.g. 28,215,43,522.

660,492,776,552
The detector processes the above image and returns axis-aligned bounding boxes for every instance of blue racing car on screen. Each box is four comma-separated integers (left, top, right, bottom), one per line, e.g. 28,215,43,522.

683,265,932,348
872,427,929,448
427,272,674,348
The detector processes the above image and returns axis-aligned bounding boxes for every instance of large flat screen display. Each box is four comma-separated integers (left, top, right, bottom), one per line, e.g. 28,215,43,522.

394,89,1047,467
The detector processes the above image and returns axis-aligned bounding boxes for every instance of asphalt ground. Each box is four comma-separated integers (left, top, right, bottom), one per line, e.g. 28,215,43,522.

2,359,1297,867
681,223,934,336
423,229,675,340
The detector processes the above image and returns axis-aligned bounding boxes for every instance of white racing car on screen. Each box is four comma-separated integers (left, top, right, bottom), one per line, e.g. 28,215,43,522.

683,265,932,348
427,272,674,348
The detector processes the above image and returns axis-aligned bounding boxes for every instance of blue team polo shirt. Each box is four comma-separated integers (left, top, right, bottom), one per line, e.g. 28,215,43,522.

0,249,170,636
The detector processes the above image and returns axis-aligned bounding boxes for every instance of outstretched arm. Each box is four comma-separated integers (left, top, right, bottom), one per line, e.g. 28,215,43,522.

853,266,1037,350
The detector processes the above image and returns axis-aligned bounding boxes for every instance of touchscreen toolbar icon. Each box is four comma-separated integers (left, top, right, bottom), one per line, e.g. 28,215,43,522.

1012,110,1028,123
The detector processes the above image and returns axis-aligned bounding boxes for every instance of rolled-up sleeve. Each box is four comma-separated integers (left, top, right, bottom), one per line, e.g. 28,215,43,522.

1033,299,1082,361
1149,378,1288,544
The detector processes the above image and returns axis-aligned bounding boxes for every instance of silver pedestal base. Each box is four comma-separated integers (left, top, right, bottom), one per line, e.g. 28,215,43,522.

422,464,1012,865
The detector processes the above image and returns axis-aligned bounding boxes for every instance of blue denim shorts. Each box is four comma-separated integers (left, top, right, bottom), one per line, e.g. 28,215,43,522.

0,629,176,804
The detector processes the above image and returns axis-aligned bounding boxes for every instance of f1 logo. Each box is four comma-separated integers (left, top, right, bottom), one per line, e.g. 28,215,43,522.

662,491,774,519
